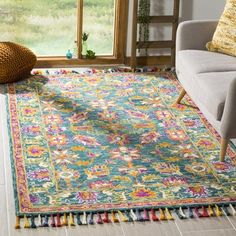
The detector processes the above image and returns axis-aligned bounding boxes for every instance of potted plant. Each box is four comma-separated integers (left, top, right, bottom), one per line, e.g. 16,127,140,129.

138,0,151,55
82,32,89,56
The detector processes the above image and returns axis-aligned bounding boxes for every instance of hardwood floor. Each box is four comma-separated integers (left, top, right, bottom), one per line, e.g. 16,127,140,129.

0,95,236,236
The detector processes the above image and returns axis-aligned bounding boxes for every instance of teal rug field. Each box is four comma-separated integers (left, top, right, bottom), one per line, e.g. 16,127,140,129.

3,70,236,228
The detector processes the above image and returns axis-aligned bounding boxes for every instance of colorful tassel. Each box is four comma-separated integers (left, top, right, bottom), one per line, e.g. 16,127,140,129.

88,212,94,225
56,213,62,227
30,215,37,228
188,207,194,218
62,213,68,226
130,209,137,221
125,211,133,222
37,214,42,227
111,211,119,223
201,206,209,217
82,212,87,225
179,207,187,219
222,205,231,216
96,213,103,224
15,216,21,229
24,215,30,228
103,212,111,223
143,209,150,221
174,208,184,220
69,213,76,226
150,209,159,221
230,204,236,216
194,207,202,218
159,208,166,220
118,211,129,222
42,215,49,227
76,213,82,225
165,208,174,220
208,205,214,217
50,214,56,227
136,209,144,221
215,205,223,216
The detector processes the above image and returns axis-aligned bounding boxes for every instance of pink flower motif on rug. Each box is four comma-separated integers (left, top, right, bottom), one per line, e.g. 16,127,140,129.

110,147,140,162
49,134,68,146
166,129,187,141
69,112,88,123
107,133,130,145
27,169,50,181
154,163,181,175
76,191,99,204
89,180,114,190
44,114,62,124
212,162,232,173
127,110,149,120
155,110,172,119
140,131,160,144
27,145,46,157
197,139,216,149
74,135,101,146
98,110,119,122
22,107,37,116
131,188,156,199
163,176,188,187
187,186,208,197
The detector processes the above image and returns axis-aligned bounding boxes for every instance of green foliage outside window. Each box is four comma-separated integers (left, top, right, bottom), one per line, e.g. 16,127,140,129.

0,0,115,56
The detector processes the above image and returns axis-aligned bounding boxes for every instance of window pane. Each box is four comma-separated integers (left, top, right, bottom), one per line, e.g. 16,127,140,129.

0,0,77,56
83,0,115,55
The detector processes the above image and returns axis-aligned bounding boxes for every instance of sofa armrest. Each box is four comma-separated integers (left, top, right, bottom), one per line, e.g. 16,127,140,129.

220,78,236,139
176,20,218,52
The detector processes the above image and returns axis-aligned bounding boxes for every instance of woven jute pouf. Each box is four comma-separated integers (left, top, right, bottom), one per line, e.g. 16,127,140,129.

0,42,37,83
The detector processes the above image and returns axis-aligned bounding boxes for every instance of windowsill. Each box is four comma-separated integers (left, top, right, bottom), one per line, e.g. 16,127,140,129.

37,55,116,60
35,56,124,68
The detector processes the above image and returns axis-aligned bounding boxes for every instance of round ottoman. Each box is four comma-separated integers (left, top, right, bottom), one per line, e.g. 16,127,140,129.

0,42,37,83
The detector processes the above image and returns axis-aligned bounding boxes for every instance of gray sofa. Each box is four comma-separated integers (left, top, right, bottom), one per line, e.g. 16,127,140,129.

175,20,236,162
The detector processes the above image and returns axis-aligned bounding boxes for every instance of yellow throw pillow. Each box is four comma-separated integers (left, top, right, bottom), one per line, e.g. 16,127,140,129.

206,0,236,57
0,42,36,83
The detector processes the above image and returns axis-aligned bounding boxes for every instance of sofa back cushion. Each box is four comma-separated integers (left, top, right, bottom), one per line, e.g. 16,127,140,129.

206,0,236,57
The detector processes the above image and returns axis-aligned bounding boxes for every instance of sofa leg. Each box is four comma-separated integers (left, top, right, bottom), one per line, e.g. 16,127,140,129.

220,138,229,162
175,88,186,104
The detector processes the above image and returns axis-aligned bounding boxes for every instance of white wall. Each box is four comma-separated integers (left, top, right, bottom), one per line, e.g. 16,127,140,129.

126,0,226,56
183,0,225,21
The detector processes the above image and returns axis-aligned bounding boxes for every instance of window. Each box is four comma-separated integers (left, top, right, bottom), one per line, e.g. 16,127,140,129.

0,0,77,56
83,0,115,55
0,0,128,64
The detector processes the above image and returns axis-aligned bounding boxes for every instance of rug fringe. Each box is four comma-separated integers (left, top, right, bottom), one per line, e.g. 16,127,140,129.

23,215,30,228
76,213,82,225
15,216,21,229
96,212,103,224
56,213,62,227
50,214,56,227
150,209,159,221
15,204,236,229
88,212,94,225
62,213,68,226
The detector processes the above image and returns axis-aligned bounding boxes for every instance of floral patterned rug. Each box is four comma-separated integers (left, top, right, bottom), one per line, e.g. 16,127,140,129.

3,70,236,228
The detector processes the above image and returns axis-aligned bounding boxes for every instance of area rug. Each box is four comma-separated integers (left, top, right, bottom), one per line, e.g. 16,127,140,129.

3,70,236,228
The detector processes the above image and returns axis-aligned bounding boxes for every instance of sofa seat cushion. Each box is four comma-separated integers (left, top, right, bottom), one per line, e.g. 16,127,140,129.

195,71,236,121
177,50,236,75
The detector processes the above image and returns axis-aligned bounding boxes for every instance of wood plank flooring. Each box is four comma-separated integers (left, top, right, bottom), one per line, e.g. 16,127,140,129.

0,95,235,236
